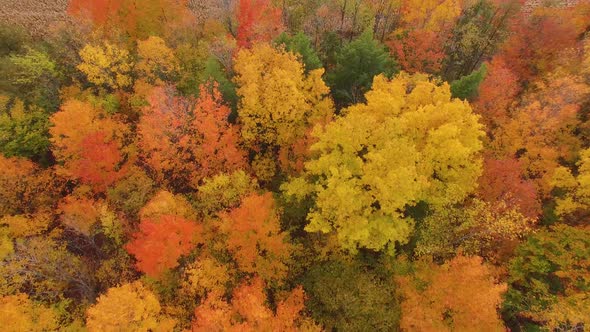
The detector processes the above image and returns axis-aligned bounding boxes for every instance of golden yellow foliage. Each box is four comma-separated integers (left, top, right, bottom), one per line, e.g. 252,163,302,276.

196,170,258,216
1,213,51,238
284,73,484,252
138,190,196,221
235,44,332,148
78,41,133,90
181,255,232,298
136,36,179,84
234,43,333,180
86,281,175,332
552,148,590,216
0,293,58,332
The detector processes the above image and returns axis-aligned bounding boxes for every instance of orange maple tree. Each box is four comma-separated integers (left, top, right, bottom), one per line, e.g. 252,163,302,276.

192,277,313,331
397,255,507,331
0,155,64,216
388,0,463,74
58,195,102,236
474,57,521,130
138,84,246,191
220,192,292,283
50,99,129,193
125,215,202,278
499,5,590,82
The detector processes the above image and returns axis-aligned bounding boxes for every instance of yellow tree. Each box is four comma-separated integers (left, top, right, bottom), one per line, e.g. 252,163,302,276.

138,190,196,221
415,199,536,262
136,36,180,85
397,255,507,332
234,43,333,181
86,281,175,332
283,73,484,252
195,170,259,217
78,41,134,90
0,293,58,332
552,148,590,217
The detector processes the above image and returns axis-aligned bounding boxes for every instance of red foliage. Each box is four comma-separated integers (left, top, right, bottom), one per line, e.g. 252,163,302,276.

474,57,521,129
236,0,284,48
499,7,589,82
388,29,445,74
69,131,128,193
126,215,202,278
478,157,541,218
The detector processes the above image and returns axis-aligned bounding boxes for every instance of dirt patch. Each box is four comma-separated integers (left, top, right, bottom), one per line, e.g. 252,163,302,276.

0,0,69,37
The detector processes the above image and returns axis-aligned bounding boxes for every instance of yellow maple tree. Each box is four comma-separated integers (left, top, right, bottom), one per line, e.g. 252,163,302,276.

284,73,484,252
86,281,175,332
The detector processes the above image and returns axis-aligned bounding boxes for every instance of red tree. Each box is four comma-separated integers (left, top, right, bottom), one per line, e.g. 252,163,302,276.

478,157,541,218
236,0,284,48
474,57,521,130
499,5,590,82
69,131,128,193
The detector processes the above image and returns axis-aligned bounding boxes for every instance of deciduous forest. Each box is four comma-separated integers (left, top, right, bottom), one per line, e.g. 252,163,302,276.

1,0,589,331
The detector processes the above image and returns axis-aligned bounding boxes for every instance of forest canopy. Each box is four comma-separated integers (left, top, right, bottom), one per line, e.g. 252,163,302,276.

1,0,590,331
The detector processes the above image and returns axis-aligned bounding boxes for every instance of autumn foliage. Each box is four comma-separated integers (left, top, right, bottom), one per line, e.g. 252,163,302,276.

2,1,590,331
126,215,202,278
192,277,313,331
236,0,284,48
220,193,293,282
398,255,507,331
138,84,246,190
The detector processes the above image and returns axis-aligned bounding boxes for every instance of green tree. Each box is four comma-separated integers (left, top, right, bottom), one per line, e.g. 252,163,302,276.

0,96,50,161
450,64,487,100
275,31,323,72
327,31,396,107
503,225,590,330
2,47,61,111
